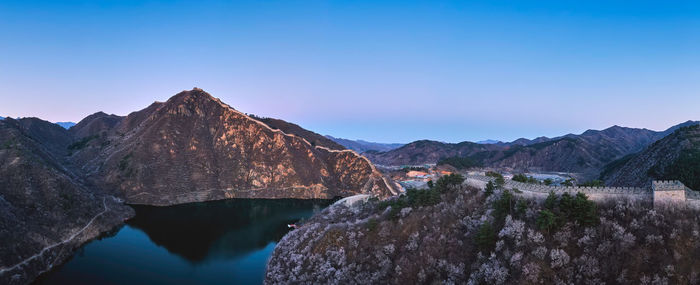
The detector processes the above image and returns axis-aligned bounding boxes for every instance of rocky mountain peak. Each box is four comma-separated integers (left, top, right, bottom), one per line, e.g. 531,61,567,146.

158,88,238,120
71,111,124,138
167,88,220,106
63,89,398,205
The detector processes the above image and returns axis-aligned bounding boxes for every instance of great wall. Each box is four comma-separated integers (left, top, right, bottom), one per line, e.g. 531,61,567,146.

464,174,700,210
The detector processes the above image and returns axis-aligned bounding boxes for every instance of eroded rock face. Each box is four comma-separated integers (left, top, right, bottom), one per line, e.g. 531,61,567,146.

71,88,397,205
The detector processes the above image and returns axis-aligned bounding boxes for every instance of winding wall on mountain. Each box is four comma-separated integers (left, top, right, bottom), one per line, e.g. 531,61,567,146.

68,88,398,205
464,175,700,209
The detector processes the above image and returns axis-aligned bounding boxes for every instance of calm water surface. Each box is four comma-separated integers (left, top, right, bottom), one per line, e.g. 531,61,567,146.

35,199,333,285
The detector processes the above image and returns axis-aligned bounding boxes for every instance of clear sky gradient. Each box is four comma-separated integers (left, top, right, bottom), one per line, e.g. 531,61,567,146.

1,0,698,143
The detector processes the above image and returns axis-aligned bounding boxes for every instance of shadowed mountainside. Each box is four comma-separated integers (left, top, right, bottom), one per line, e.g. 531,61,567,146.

363,140,501,166
68,111,123,139
602,124,700,189
0,118,133,285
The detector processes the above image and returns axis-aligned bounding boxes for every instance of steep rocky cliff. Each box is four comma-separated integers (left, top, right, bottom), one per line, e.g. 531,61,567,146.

0,118,133,285
69,88,397,205
602,124,700,189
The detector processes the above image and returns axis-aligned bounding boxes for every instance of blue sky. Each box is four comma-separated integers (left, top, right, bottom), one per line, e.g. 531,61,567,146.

1,0,698,143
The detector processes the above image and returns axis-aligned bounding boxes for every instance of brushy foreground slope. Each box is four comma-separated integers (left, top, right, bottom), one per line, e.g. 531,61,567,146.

266,176,700,284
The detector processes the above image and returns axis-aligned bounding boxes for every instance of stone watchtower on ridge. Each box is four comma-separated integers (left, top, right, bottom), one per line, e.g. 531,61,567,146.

652,180,687,207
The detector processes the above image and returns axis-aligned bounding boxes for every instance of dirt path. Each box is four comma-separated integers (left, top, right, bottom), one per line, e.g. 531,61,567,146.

0,196,117,276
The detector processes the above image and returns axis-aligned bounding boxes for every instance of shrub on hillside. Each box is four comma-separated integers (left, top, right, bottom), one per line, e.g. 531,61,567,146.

512,174,538,184
485,181,495,197
378,173,465,219
266,183,700,285
475,221,496,252
434,173,465,193
437,156,480,169
485,171,502,179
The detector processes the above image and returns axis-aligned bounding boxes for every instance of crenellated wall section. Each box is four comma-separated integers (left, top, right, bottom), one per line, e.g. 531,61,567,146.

464,175,699,209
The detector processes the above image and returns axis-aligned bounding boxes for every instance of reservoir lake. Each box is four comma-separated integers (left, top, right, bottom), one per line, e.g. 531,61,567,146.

35,198,333,285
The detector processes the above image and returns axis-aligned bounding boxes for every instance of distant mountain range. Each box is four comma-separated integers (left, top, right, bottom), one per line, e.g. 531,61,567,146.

476,139,502,144
363,140,502,166
325,136,404,153
0,116,75,130
502,136,553,146
365,121,700,180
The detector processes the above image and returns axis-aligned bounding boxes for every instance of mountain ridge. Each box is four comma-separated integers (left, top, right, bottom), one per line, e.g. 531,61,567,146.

365,121,699,179
602,123,700,188
68,88,397,205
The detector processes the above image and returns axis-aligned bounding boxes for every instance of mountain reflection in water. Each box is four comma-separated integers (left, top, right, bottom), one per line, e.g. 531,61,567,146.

35,198,333,285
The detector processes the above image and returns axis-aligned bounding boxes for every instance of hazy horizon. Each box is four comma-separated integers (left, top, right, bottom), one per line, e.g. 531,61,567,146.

2,0,698,143
1,95,694,145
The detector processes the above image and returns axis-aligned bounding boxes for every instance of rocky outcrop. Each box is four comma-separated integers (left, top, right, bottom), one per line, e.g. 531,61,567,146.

70,88,397,205
0,118,133,285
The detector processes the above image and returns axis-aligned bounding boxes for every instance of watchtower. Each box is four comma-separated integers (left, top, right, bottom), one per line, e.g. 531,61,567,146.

652,180,686,207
